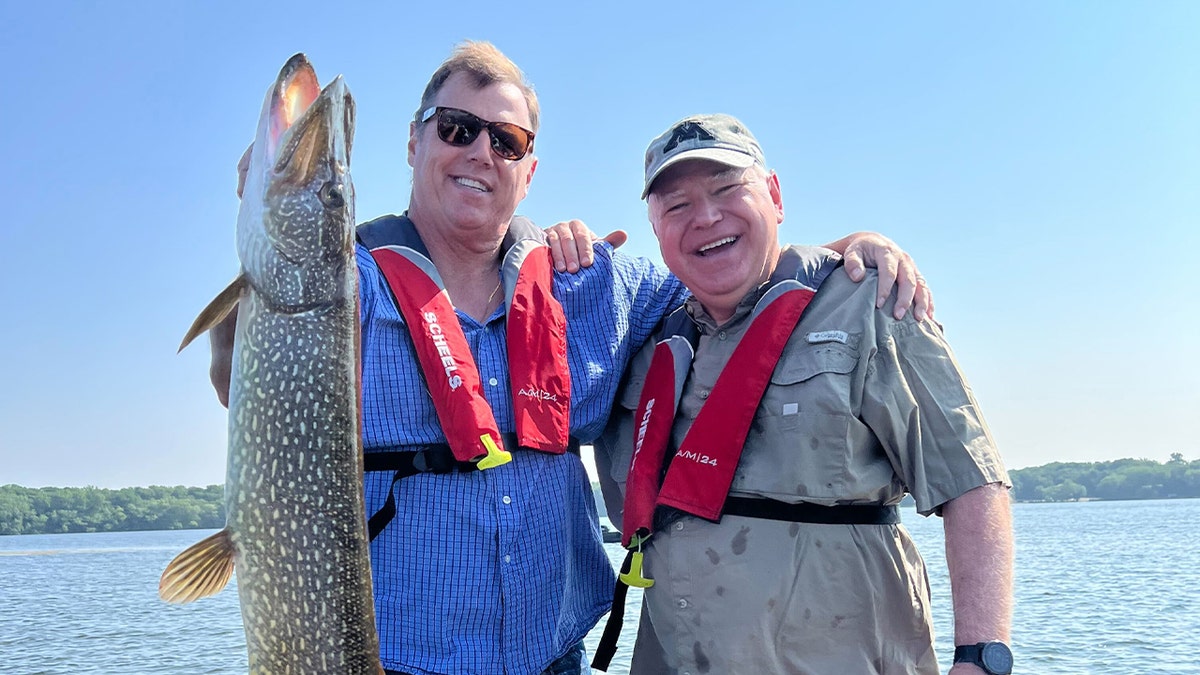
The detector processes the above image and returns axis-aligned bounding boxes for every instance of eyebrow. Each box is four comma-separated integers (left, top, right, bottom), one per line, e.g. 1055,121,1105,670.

711,167,747,182
656,167,748,201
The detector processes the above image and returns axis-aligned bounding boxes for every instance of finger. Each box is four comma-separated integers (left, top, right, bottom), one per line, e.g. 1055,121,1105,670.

919,287,936,323
893,274,918,321
569,219,595,268
210,360,231,409
209,310,237,409
603,229,628,249
891,254,919,320
558,230,580,272
875,254,900,312
842,249,866,282
546,229,570,273
236,143,253,199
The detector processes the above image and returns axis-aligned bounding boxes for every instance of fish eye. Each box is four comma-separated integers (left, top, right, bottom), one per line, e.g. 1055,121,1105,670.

319,181,345,208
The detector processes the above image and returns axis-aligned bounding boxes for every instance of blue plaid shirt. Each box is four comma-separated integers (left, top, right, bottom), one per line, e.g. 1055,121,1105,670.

357,239,685,675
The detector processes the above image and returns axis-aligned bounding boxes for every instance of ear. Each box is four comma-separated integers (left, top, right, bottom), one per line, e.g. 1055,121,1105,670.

519,155,538,199
647,206,664,239
653,217,670,260
767,170,784,223
407,120,418,168
645,197,662,238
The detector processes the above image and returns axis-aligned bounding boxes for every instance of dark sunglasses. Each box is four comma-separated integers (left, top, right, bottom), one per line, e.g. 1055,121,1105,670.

420,106,535,161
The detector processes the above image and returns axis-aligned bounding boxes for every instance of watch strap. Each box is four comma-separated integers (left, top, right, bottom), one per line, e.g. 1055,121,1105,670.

954,643,985,666
954,641,1012,675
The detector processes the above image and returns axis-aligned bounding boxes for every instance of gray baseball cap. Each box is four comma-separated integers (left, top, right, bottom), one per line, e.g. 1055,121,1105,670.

642,113,766,199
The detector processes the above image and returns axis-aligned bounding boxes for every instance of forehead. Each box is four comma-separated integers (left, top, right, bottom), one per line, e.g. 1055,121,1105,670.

651,161,749,197
433,71,532,128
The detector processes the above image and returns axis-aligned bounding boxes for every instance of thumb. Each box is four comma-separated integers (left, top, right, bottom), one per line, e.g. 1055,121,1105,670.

603,229,629,249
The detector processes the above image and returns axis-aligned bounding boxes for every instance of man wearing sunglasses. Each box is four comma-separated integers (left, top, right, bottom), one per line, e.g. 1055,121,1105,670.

211,42,931,675
591,114,1013,675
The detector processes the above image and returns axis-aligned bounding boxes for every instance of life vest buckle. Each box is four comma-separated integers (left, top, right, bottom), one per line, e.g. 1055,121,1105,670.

475,433,513,470
618,538,655,588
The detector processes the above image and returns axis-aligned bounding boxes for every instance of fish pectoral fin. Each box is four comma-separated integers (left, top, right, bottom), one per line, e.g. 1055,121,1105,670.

158,528,236,604
178,275,247,353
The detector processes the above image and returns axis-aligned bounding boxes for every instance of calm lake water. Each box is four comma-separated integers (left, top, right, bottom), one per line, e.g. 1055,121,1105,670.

1,499,1198,674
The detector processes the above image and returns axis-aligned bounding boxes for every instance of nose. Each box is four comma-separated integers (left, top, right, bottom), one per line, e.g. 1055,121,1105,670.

693,196,722,228
464,129,493,165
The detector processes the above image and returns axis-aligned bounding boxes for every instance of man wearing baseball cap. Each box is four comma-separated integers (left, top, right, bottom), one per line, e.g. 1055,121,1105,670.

594,114,1014,675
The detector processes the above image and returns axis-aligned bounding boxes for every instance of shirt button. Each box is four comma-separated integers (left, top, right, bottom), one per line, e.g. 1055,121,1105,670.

677,598,688,609
502,495,512,505
699,389,710,399
717,330,727,340
674,521,685,531
488,377,499,386
504,555,511,563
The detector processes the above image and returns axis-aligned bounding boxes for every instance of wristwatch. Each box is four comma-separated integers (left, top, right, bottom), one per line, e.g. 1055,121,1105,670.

953,641,1013,674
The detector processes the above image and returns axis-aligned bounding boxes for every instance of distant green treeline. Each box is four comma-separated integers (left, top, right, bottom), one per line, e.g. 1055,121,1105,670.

0,485,223,535
3,455,1198,535
1010,454,1199,502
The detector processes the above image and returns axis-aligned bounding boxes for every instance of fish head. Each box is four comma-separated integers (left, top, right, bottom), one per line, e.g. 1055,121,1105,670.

238,54,356,310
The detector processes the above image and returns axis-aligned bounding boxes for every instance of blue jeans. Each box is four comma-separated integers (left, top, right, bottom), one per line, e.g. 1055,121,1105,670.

541,640,590,675
384,641,590,675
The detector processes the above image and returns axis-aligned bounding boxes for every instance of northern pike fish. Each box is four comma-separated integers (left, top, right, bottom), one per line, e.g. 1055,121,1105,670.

159,54,381,674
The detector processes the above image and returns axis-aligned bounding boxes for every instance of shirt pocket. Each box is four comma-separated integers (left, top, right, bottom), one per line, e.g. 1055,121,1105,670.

768,341,858,417
619,372,646,410
732,342,859,500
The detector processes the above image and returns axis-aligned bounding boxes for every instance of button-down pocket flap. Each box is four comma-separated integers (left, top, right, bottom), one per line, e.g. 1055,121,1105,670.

771,343,857,384
619,373,647,409
618,341,658,409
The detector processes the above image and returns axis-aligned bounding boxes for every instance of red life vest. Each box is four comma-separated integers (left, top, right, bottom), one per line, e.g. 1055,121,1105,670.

357,214,571,466
621,247,838,547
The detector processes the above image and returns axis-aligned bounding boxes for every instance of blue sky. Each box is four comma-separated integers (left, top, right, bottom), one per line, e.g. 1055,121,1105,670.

1,2,1196,488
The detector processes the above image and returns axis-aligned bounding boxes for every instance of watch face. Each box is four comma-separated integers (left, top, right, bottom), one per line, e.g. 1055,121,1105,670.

981,642,1014,674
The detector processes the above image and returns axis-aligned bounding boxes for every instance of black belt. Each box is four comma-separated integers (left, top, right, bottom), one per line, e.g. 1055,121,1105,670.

363,434,580,542
591,498,900,672
723,496,901,524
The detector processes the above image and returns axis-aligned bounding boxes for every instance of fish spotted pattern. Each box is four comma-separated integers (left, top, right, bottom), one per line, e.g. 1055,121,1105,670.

159,53,381,675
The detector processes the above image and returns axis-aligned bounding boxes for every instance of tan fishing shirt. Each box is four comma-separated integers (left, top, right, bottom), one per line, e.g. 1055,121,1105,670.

595,253,1009,675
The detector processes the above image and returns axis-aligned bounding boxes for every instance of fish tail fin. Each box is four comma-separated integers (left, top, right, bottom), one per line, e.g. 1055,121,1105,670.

178,275,246,353
158,528,236,603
